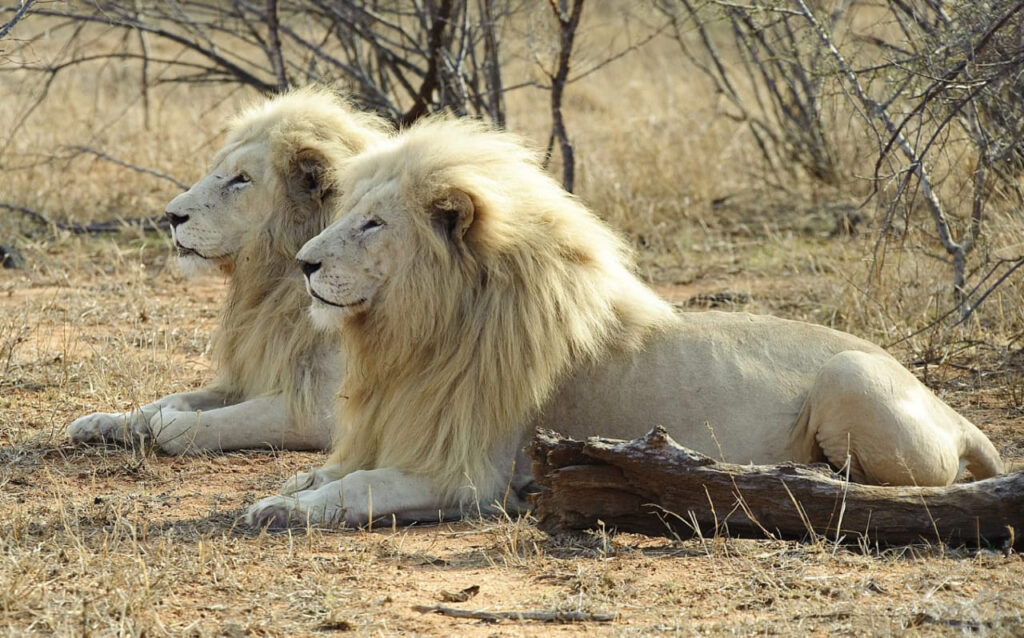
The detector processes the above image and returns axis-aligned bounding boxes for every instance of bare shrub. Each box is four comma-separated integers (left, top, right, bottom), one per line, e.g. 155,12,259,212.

2,1,613,193
661,0,843,187
665,0,1024,322
20,1,513,123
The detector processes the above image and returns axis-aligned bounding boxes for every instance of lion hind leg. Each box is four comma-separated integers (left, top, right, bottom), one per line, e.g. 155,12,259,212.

804,350,990,487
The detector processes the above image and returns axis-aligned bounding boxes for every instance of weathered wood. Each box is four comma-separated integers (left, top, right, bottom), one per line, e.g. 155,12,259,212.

528,427,1024,549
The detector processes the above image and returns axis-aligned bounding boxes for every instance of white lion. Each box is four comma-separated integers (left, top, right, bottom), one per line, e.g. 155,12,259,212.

68,88,389,455
246,118,1003,528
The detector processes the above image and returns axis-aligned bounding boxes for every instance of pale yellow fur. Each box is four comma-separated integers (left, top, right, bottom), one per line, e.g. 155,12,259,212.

329,119,677,504
69,88,390,454
246,117,1002,528
208,89,389,428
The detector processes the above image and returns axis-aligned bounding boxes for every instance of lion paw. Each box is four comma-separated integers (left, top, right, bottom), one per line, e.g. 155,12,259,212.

67,411,146,447
279,466,337,495
246,495,298,529
247,481,347,529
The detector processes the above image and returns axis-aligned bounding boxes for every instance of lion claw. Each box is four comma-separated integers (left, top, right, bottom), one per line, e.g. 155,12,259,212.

246,496,297,529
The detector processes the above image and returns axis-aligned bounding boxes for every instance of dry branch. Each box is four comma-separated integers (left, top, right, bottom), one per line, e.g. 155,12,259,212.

545,0,584,193
0,202,167,235
413,604,616,623
793,0,973,311
528,427,1024,549
795,0,1024,317
0,0,35,41
265,0,290,93
63,146,189,190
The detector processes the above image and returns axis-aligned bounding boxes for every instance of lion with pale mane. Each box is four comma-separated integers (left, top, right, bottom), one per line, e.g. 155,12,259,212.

68,88,389,455
246,118,1002,528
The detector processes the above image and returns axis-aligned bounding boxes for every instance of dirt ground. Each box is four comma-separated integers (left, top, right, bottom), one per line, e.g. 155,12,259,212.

1,235,1022,637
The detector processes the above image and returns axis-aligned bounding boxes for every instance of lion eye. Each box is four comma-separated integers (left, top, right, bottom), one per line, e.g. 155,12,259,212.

360,218,384,232
227,173,251,187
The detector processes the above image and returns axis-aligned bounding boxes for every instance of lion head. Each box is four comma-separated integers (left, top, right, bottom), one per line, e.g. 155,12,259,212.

170,87,390,424
167,87,389,277
297,117,674,507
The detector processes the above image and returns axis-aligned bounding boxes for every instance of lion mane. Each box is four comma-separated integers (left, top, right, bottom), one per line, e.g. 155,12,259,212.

325,118,677,506
208,88,389,431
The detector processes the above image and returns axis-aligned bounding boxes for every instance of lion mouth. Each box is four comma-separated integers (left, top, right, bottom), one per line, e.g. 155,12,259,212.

310,290,366,309
176,244,203,258
176,243,225,260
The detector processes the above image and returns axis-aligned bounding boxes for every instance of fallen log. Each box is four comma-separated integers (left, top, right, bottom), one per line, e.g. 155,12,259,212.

527,427,1023,549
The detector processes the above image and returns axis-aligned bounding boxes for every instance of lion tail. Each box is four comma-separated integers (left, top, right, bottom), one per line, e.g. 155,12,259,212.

961,422,1003,480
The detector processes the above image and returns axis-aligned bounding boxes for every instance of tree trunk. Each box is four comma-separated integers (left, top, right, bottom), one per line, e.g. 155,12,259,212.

528,427,1023,550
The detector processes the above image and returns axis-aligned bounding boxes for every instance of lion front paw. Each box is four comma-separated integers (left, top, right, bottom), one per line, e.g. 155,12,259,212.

67,411,147,447
247,481,347,529
279,466,339,496
246,495,299,529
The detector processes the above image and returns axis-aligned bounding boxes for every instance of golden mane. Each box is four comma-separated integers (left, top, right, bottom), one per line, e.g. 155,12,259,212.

327,118,676,506
209,88,390,428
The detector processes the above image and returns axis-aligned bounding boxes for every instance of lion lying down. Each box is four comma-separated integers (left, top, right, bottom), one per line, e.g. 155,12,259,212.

246,118,1002,528
68,88,389,455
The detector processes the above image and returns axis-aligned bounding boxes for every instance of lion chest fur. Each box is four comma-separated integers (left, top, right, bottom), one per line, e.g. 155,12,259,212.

214,260,342,410
533,310,885,464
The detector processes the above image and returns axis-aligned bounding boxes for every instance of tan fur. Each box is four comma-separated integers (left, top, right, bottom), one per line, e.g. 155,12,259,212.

248,117,1002,527
69,88,390,454
208,88,389,430
317,117,675,504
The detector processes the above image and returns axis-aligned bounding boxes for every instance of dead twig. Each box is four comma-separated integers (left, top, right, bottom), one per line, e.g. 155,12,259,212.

63,146,188,190
0,202,167,235
0,0,35,41
412,604,616,623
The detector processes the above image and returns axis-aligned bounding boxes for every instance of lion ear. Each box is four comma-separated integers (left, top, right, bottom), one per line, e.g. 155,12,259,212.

431,188,475,244
286,147,333,206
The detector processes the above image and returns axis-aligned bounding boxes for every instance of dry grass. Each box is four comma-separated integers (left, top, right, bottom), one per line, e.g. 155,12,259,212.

2,8,1024,637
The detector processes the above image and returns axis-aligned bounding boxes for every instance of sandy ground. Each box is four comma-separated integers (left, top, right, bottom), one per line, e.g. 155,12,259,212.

1,237,1022,636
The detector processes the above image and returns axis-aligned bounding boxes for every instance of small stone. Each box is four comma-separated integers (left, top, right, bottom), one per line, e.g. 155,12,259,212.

0,244,26,269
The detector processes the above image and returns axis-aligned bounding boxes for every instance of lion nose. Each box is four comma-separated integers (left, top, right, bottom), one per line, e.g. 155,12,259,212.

297,259,321,278
166,212,189,228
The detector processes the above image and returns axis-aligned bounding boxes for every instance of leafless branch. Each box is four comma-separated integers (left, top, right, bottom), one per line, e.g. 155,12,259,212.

479,0,505,128
795,0,977,315
7,0,664,245
664,0,840,185
886,255,1024,348
0,202,167,235
0,0,35,41
413,604,616,623
29,7,277,92
63,146,189,191
546,0,584,193
265,0,290,92
132,0,153,129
